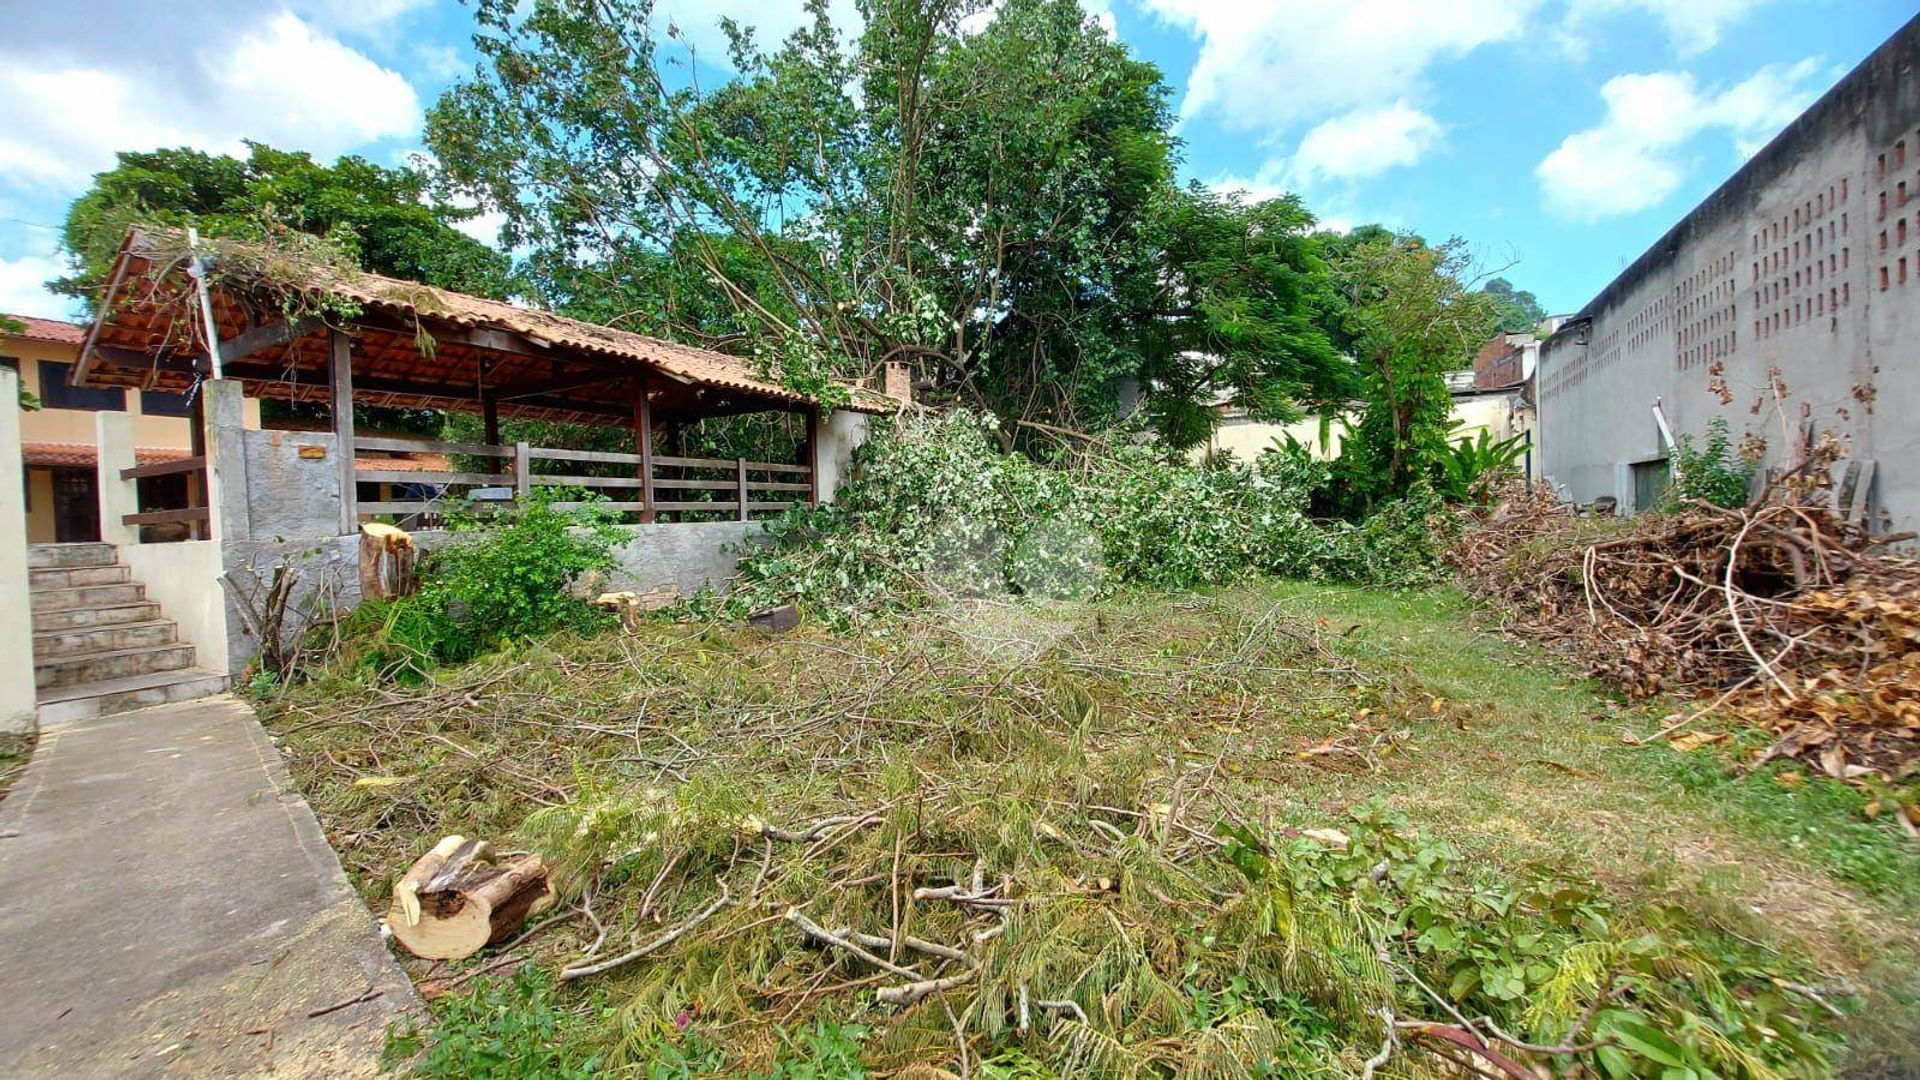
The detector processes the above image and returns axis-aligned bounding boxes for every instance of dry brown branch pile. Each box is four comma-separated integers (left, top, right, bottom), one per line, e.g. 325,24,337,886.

1452,477,1920,785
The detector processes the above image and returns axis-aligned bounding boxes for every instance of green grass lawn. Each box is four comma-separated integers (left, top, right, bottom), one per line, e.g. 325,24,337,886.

265,581,1920,1078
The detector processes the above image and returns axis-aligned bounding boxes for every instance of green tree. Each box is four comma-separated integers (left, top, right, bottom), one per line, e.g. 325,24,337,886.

1330,235,1497,512
427,0,1351,445
1480,276,1547,334
56,143,514,304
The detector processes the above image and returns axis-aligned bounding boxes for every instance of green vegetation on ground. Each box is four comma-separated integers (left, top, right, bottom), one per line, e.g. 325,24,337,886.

262,577,1920,1077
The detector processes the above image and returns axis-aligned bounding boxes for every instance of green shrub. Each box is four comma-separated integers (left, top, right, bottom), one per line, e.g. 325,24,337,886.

343,495,623,677
1668,418,1756,509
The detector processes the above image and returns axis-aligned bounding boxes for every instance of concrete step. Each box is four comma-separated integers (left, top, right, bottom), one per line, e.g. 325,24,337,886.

27,542,118,570
33,620,180,660
35,669,231,724
29,582,146,613
33,601,163,633
29,564,131,591
35,643,196,690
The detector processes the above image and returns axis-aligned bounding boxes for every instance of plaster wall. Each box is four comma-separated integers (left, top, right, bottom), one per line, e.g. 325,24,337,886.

1539,15,1920,527
122,540,230,676
0,368,35,733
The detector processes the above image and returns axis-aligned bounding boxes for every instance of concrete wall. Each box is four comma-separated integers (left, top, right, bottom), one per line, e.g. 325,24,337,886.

123,541,230,676
1539,14,1920,527
0,368,36,733
816,408,870,502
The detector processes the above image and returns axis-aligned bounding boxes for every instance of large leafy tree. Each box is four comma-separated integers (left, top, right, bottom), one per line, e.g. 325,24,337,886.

1330,235,1497,512
56,143,515,304
428,0,1347,445
1480,276,1548,334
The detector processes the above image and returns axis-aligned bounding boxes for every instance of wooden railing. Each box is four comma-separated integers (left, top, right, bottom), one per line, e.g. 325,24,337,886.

351,437,814,524
120,455,210,537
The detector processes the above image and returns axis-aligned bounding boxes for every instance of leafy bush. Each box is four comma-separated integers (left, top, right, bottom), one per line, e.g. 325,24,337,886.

1433,427,1528,503
343,495,623,676
730,411,1442,623
1668,418,1757,509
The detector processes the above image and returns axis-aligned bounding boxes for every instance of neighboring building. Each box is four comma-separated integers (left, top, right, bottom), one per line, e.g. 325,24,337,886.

1537,14,1920,524
4,314,262,543
1200,370,1538,478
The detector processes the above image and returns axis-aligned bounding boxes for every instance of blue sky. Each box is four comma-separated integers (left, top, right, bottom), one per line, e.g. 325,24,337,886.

1,0,1913,322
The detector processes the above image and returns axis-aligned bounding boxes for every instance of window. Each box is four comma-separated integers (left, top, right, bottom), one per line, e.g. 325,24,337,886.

139,389,194,418
36,361,124,412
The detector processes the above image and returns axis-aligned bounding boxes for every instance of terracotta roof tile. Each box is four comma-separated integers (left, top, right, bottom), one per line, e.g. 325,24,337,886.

21,443,193,468
3,314,85,346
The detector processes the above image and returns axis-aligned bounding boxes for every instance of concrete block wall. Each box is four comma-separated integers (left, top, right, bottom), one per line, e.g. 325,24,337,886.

1538,14,1920,528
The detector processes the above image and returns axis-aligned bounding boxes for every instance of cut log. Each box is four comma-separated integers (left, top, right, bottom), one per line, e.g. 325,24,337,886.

359,522,417,601
387,835,556,960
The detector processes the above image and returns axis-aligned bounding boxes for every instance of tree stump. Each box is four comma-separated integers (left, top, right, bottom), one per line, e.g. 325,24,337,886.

387,835,555,960
359,522,417,601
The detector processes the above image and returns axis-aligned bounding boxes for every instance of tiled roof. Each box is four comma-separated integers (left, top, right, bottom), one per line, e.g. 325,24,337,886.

21,443,193,468
357,453,451,474
103,227,898,415
3,314,85,346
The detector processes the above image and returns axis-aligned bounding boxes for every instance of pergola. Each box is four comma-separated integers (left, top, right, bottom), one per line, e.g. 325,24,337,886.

75,227,892,533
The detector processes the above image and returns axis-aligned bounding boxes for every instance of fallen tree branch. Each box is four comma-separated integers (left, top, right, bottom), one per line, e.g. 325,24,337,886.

560,880,730,981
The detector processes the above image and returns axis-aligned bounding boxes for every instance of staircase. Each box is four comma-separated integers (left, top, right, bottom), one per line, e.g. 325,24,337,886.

29,543,227,723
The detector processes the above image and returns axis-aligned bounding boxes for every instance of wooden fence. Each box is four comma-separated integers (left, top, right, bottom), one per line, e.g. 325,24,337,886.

352,437,815,524
120,455,209,539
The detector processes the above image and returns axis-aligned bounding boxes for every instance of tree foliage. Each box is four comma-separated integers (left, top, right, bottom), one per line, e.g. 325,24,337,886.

428,0,1347,445
1480,276,1548,334
56,143,515,304
1328,235,1498,514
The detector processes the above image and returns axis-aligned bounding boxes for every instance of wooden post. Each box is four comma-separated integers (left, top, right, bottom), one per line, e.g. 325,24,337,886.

482,392,501,448
806,407,821,507
736,457,749,521
330,329,356,534
634,374,655,523
514,441,531,503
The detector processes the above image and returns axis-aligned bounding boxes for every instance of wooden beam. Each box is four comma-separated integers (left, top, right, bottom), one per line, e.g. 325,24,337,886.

218,316,323,365
482,392,501,446
330,329,357,534
635,374,655,523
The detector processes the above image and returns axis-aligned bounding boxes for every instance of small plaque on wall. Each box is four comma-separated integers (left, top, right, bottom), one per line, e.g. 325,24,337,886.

298,445,328,460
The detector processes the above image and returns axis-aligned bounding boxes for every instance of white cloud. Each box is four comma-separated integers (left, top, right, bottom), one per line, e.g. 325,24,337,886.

1137,0,1542,137
1536,59,1824,220
0,252,75,321
1565,0,1776,55
1292,103,1445,183
0,8,419,190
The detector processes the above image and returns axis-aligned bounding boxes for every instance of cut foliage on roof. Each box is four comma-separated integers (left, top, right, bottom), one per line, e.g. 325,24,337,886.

76,227,894,427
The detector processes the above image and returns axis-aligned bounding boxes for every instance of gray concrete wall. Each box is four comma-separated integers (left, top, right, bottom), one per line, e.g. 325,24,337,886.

1539,14,1920,529
220,521,768,673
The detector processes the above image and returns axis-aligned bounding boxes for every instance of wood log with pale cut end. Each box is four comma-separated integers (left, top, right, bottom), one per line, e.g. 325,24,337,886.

359,522,417,600
387,835,556,960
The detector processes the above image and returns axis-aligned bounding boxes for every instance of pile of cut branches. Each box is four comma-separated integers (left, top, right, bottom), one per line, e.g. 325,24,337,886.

1453,472,1920,784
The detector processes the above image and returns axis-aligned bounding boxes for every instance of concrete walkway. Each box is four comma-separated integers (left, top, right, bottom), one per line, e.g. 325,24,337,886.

0,696,420,1077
